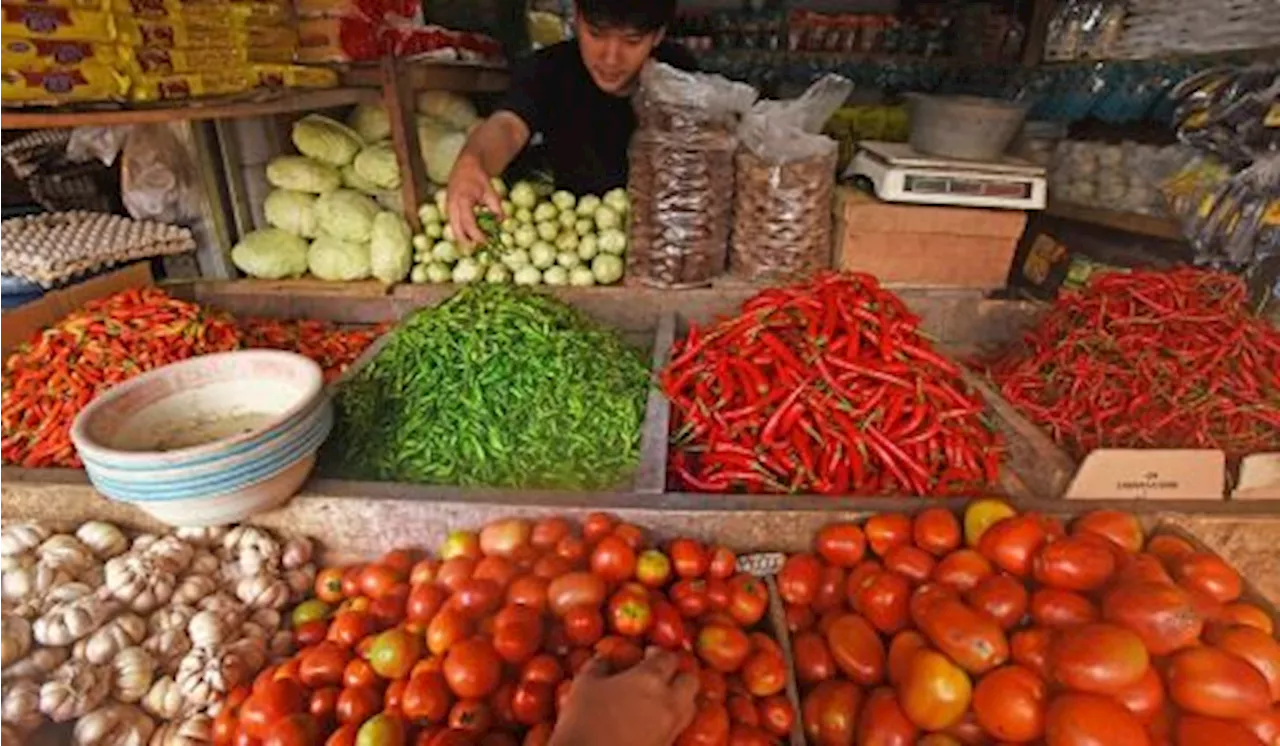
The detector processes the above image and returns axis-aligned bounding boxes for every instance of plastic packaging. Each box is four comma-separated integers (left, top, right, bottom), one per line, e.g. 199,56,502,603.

1,6,115,41
1,38,121,69
0,61,127,104
730,74,851,283
120,123,202,224
626,61,757,289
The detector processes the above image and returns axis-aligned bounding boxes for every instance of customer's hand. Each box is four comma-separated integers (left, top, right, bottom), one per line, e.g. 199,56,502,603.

550,648,699,746
445,152,504,247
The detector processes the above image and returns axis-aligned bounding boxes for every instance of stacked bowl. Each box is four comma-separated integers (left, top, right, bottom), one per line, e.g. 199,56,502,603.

70,350,332,527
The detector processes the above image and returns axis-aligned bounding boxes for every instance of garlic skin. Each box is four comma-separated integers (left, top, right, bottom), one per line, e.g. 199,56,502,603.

40,658,111,722
2,646,69,681
142,630,191,677
280,537,313,570
111,647,156,704
2,615,33,667
187,552,219,577
185,611,226,650
283,565,316,602
196,593,241,622
2,679,42,731
1,523,50,557
140,677,187,721
4,562,72,606
149,713,210,746
76,522,130,561
148,605,196,637
34,591,119,646
37,535,98,580
144,537,193,575
234,574,290,611
105,555,175,614
173,527,227,548
172,576,217,607
74,703,156,746
175,647,248,709
76,613,147,665
222,527,280,577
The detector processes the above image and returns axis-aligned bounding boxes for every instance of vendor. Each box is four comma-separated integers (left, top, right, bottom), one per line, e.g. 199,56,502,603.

445,0,695,245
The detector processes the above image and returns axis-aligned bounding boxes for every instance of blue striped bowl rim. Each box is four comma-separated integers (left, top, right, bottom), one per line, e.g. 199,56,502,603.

77,395,329,476
88,410,332,502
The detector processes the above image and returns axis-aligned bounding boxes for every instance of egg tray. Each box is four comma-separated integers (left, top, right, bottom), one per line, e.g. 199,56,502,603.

0,211,196,289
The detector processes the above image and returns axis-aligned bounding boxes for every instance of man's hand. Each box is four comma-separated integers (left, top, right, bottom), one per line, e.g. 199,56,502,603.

550,648,699,746
445,152,504,247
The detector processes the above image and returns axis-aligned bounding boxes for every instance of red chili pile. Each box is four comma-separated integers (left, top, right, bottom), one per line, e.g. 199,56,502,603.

661,272,1002,496
240,318,389,383
986,268,1280,459
2,289,386,469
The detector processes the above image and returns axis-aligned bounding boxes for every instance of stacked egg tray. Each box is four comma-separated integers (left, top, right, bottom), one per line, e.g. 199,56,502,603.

0,211,195,289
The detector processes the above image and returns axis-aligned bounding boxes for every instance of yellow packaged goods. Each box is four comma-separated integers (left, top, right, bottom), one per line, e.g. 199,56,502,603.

116,17,296,48
0,0,106,10
252,64,337,89
128,68,250,100
1,37,119,68
122,44,291,73
2,5,113,41
1,60,126,102
110,0,287,22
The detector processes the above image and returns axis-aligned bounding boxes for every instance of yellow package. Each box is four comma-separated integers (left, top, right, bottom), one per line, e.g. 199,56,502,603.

1,37,119,68
2,5,113,40
121,43,291,73
110,0,287,22
1,0,106,10
1,59,126,103
251,64,336,89
116,16,295,48
128,67,250,100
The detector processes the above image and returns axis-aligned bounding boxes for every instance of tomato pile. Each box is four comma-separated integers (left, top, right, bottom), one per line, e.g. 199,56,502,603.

216,513,796,746
780,503,1280,746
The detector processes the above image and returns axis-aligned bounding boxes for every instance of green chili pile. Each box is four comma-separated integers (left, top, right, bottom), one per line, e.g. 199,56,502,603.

324,285,651,489
661,272,1003,496
986,267,1280,459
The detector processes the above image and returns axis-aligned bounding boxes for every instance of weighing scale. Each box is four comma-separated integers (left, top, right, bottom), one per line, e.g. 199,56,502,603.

849,141,1048,211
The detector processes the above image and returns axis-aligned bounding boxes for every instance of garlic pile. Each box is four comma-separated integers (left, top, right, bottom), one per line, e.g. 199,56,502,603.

0,520,315,746
1049,139,1179,217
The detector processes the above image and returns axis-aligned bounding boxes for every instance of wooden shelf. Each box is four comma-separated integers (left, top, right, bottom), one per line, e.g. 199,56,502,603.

1,87,381,130
1045,200,1184,241
341,59,510,93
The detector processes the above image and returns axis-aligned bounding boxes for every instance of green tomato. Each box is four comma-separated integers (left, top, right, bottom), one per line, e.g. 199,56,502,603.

433,188,448,214
555,232,579,252
551,190,576,211
529,241,556,269
543,266,569,286
603,187,629,214
509,181,537,209
556,251,580,269
594,205,621,231
575,219,594,237
577,233,599,261
490,177,509,198
452,257,482,283
442,223,456,243
533,202,558,222
418,203,442,225
431,240,458,263
558,209,578,231
500,217,518,233
514,207,534,224
426,262,452,283
500,199,514,217
514,265,542,285
499,231,515,249
357,713,405,746
569,266,596,286
514,224,537,248
598,227,627,255
536,221,559,242
502,249,530,270
291,599,331,627
411,234,430,251
591,253,624,284
410,264,429,283
424,222,443,239
485,263,511,284
576,194,601,216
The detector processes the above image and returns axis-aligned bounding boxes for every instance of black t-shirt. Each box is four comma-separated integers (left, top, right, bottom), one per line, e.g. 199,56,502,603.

496,39,697,195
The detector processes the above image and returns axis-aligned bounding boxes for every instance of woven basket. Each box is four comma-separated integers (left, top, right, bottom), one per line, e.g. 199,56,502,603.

729,149,837,284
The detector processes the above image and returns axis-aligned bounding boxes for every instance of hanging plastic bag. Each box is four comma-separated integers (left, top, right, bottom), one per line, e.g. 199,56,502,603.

730,74,852,283
120,122,202,224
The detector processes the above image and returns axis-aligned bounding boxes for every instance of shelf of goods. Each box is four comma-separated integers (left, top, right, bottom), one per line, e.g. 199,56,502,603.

1045,200,1184,242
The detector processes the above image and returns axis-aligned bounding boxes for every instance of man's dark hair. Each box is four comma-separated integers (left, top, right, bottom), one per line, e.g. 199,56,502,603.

577,0,677,33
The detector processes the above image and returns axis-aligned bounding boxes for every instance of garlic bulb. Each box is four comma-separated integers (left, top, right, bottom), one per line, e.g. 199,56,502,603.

105,555,175,613
131,535,158,553
3,562,71,605
149,713,210,746
142,630,190,676
34,591,119,646
1,553,32,573
74,703,156,746
39,658,111,722
76,613,147,665
284,565,316,602
234,574,290,610
174,527,227,548
268,630,293,660
248,608,281,631
2,615,32,667
148,604,196,636
37,535,98,579
223,527,280,576
196,592,241,618
174,647,247,708
172,575,217,606
187,552,218,577
2,645,68,681
185,611,226,649
76,522,130,560
140,676,187,721
1,523,49,557
2,679,41,730
111,647,156,703
280,537,313,570
223,636,266,674
144,537,193,575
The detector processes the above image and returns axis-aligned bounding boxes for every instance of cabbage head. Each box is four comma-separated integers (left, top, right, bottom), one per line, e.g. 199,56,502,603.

341,163,380,194
266,156,340,194
353,142,401,190
231,228,308,279
347,102,391,143
263,189,319,238
308,233,371,281
369,211,413,284
417,117,467,185
314,188,380,243
292,114,363,167
415,91,478,130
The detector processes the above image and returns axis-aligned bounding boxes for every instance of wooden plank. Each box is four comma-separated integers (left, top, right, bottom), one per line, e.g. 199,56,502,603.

634,312,676,494
0,87,380,130
405,60,510,92
1046,201,1184,241
383,56,429,231
1022,0,1056,66
196,279,391,298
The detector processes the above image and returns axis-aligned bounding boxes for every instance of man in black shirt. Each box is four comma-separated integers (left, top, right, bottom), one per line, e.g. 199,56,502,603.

445,0,695,245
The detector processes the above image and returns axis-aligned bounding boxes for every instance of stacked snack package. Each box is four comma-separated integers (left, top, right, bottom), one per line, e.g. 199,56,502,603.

294,0,504,65
1,0,127,104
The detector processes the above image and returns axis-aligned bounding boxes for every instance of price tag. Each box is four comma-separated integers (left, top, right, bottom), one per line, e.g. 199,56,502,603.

736,552,785,577
1065,449,1225,500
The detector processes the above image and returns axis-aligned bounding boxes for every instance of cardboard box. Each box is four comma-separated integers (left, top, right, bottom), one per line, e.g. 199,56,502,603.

1,263,153,358
835,187,1026,289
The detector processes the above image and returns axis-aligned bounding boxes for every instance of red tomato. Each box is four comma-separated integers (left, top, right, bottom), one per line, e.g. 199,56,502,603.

741,650,787,697
489,681,517,728
369,627,422,681
240,680,306,739
326,724,358,746
563,605,605,647
708,546,737,580
1030,588,1099,628
778,553,823,606
531,517,572,550
802,680,862,746
521,655,564,687
1073,510,1145,554
815,522,867,568
596,635,645,670
971,664,1046,743
589,536,637,583
524,723,554,746
613,523,646,551
370,584,409,626
384,679,408,718
327,611,371,649
451,579,503,619
436,558,478,594
401,672,453,723
555,535,588,565
583,512,616,544
636,550,673,588
447,700,491,733
295,620,328,648
824,613,886,686
758,695,795,738
698,669,728,704
785,603,814,634
479,519,532,559
261,713,319,746
978,514,1051,577
342,566,364,598
1033,536,1118,592
887,630,929,686
492,605,544,664
343,659,379,690
650,599,692,650
472,556,518,590
381,549,419,577
811,565,847,614
865,513,913,557
531,555,573,581
678,704,731,746
670,538,710,579
1010,627,1055,680
506,575,549,612
727,574,769,627
410,559,441,587
407,584,447,624
728,726,771,746
336,686,380,726
316,568,346,604
696,624,751,673
360,565,404,600
426,609,471,657
608,588,654,638
882,545,935,585
856,687,917,746
440,531,481,561
966,573,1029,630
547,572,607,618
913,508,962,556
852,570,912,635
300,644,350,688
443,638,502,699
1171,552,1243,604
793,631,835,684
672,579,710,619
512,682,554,725
705,579,731,612
728,694,760,728
932,549,995,593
